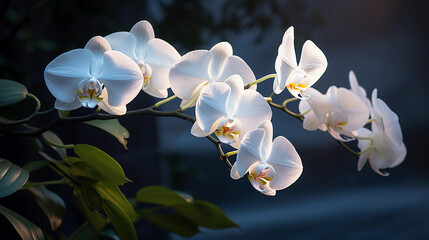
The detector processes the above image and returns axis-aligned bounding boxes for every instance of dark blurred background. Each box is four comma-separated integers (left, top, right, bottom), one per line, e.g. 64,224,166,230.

0,0,428,239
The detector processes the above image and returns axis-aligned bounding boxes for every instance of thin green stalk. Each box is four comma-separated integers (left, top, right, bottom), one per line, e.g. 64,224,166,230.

246,74,276,88
153,95,177,109
180,92,201,112
358,146,375,155
225,150,238,158
41,135,75,149
355,135,374,145
27,93,41,110
23,178,68,188
337,140,359,157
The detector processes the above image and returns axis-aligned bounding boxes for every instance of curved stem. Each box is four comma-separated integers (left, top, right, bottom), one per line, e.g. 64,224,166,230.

153,95,177,109
355,135,374,145
27,93,41,110
23,178,68,188
41,134,75,149
224,150,238,158
337,140,359,157
180,92,201,112
358,146,375,155
245,74,276,89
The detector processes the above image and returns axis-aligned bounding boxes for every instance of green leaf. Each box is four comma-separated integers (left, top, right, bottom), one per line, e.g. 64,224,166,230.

69,162,100,183
74,144,130,185
42,131,67,159
27,186,66,230
0,79,28,107
23,160,48,172
174,200,239,229
0,204,44,240
143,212,199,237
93,182,136,222
102,199,137,240
72,188,107,232
0,158,29,198
84,119,130,149
80,183,102,211
136,186,190,206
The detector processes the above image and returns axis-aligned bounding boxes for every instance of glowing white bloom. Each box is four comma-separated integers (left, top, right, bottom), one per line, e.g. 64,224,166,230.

356,89,406,176
299,86,369,141
105,20,180,98
192,75,271,148
349,70,371,110
230,120,302,196
169,42,256,107
273,26,327,98
44,36,143,115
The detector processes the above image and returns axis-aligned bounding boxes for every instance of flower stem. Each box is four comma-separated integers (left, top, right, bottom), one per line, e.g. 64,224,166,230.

180,92,201,112
280,97,304,121
366,118,376,124
225,150,238,158
41,135,75,149
358,146,375,155
337,140,359,157
153,95,177,109
355,135,374,145
246,74,276,89
23,178,68,188
27,93,41,110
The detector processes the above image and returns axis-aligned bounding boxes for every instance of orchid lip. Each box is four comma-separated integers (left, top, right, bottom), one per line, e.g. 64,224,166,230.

77,77,103,108
214,118,242,144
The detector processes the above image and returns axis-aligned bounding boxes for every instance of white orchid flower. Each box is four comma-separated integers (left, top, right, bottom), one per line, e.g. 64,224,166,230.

105,20,180,98
349,70,371,110
44,36,143,115
356,89,406,176
169,42,256,107
230,120,302,196
298,86,370,141
192,75,271,148
273,26,327,98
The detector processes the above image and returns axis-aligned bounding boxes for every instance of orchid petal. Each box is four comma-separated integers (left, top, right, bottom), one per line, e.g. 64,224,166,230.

302,88,331,126
98,88,127,115
99,51,143,107
372,90,403,144
195,83,229,133
278,26,297,68
44,49,92,103
230,162,241,180
191,121,210,137
142,86,168,98
234,90,272,138
358,150,370,172
267,136,302,190
145,38,181,90
105,32,138,61
54,99,82,111
84,36,112,76
224,75,244,115
169,50,211,100
236,129,265,177
257,120,273,161
298,40,327,88
208,42,233,80
130,20,155,60
216,56,257,87
273,57,290,94
391,143,406,168
336,88,369,132
299,99,323,131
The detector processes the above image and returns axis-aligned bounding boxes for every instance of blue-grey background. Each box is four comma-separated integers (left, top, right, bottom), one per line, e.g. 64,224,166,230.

0,0,428,239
